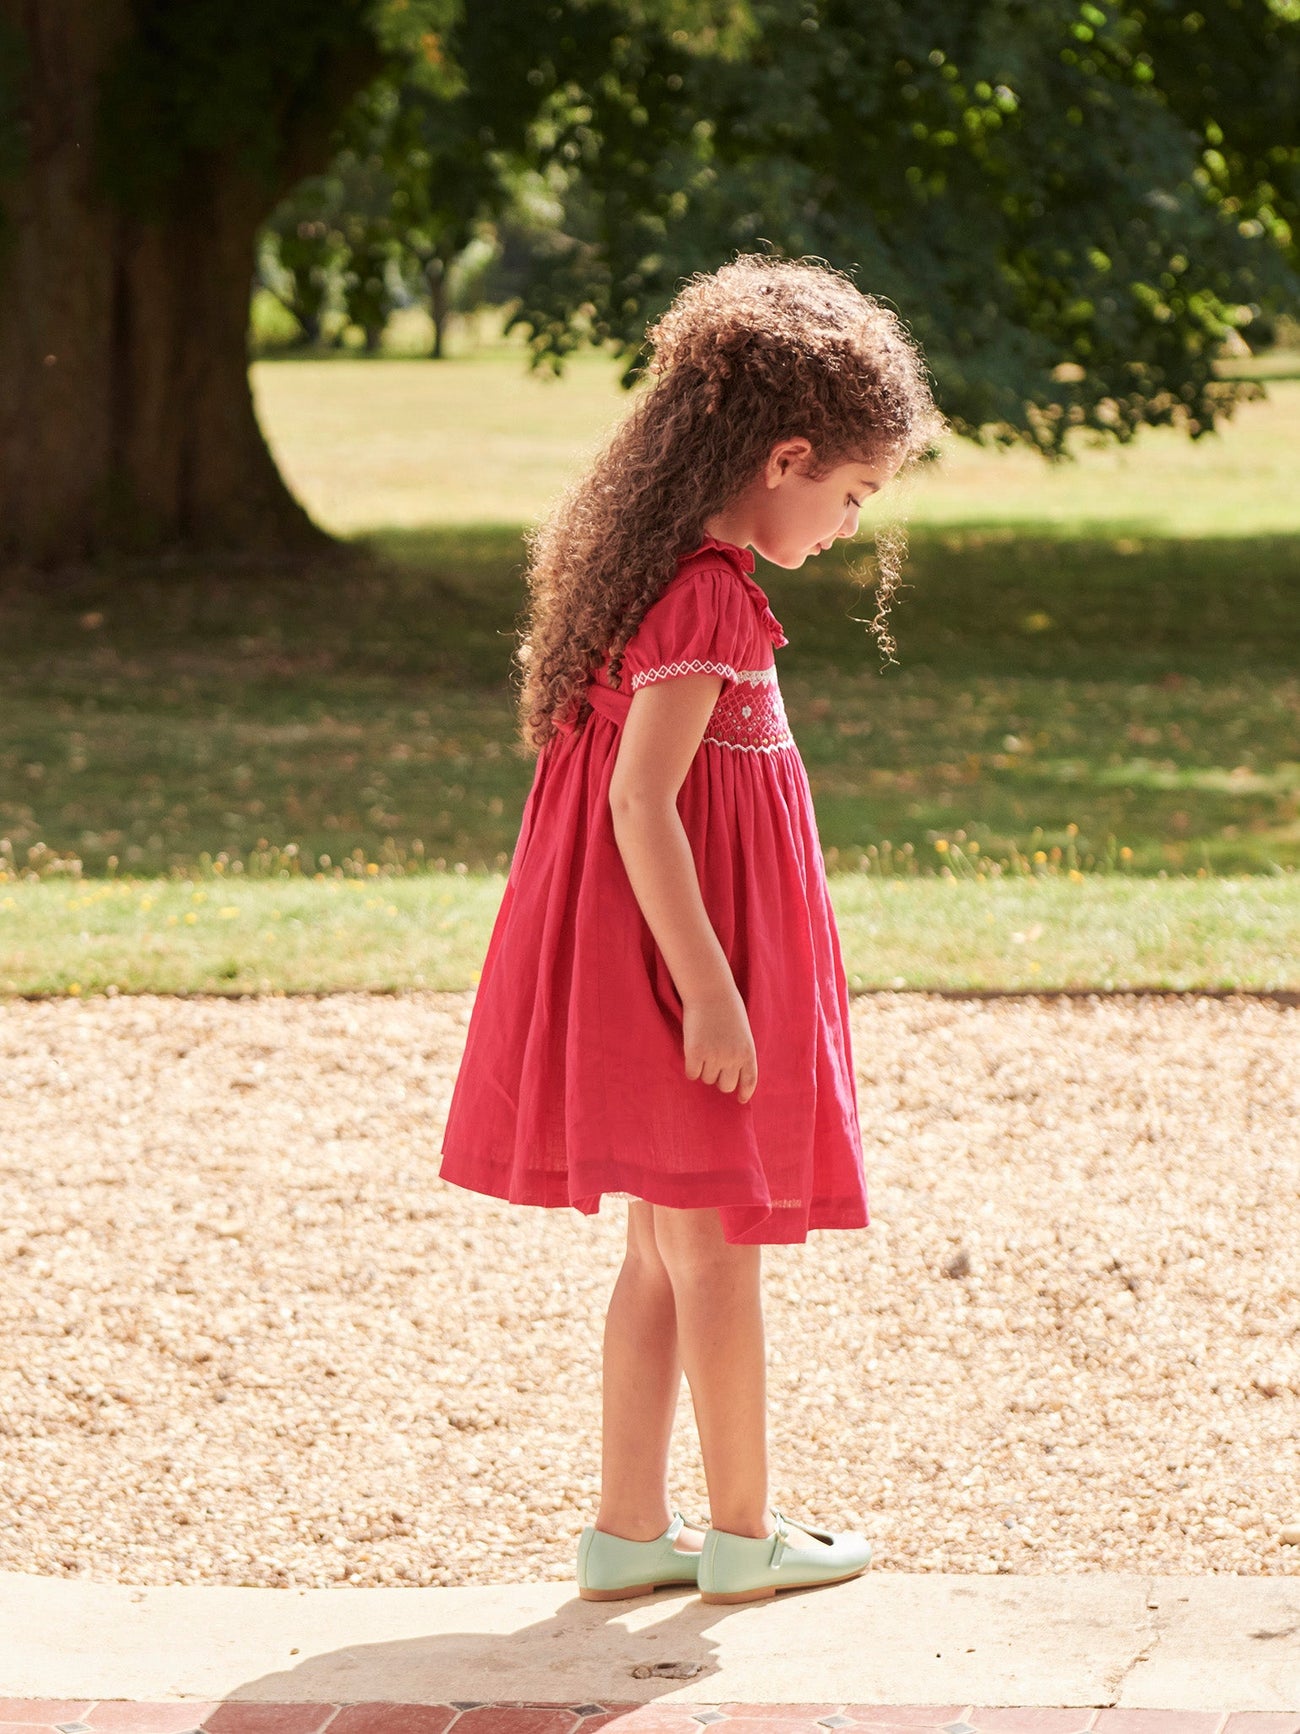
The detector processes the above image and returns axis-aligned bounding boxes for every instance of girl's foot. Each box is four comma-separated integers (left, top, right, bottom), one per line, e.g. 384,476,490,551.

578,1511,707,1602
697,1511,872,1604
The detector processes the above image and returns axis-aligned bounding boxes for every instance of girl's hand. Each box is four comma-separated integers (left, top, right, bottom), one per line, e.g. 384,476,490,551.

683,988,758,1104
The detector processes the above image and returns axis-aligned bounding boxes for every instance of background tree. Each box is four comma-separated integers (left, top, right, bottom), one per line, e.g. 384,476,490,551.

258,55,509,359
258,194,347,349
1,0,1297,567
494,0,1300,453
383,62,510,359
0,0,403,564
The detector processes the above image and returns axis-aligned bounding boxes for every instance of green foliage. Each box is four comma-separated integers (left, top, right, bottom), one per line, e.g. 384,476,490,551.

5,0,1297,482
482,0,1300,452
93,0,385,216
257,191,349,347
258,24,514,354
74,0,1300,449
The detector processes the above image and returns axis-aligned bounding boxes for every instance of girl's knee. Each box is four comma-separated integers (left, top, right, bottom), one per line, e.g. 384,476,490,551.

651,1204,756,1278
625,1199,669,1275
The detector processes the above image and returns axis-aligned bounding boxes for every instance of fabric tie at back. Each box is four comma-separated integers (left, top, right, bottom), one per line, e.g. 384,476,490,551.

555,678,630,735
586,680,631,728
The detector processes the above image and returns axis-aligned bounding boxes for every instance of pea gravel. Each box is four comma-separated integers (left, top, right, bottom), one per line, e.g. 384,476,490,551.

1,989,1297,1589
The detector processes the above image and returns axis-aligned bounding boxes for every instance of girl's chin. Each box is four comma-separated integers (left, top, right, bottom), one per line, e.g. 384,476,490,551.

759,546,810,569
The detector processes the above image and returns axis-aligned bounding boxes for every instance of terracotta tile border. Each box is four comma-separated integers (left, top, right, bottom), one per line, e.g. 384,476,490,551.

837,1718,971,1730
85,1707,225,1734
0,1711,97,1728
1092,1718,1229,1734
965,1715,1099,1733
203,1710,341,1734
326,1711,459,1734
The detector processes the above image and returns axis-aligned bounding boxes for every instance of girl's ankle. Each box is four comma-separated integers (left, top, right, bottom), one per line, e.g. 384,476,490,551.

594,1511,673,1541
710,1506,776,1539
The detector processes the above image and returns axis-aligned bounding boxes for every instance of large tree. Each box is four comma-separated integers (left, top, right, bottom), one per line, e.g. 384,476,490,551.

1,0,1297,566
0,1,395,564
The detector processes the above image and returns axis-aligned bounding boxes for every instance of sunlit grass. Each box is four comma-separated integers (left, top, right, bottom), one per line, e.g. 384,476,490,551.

250,347,631,531
250,350,1300,539
3,870,1296,996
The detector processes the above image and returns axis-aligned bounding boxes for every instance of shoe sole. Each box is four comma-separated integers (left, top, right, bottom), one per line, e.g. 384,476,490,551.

578,1579,696,1601
697,1561,871,1604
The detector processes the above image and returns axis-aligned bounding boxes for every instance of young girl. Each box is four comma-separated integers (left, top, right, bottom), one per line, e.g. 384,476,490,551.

439,254,943,1604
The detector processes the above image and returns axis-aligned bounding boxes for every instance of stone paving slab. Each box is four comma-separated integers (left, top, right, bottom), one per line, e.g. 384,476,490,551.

2,1574,1298,1712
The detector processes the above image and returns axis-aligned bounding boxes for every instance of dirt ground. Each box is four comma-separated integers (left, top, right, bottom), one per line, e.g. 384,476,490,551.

1,989,1297,1587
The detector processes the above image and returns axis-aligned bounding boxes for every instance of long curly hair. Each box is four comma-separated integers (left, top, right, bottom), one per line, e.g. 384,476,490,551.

517,254,946,752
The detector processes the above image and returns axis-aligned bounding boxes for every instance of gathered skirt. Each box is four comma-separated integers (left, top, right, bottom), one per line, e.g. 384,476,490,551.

438,701,870,1246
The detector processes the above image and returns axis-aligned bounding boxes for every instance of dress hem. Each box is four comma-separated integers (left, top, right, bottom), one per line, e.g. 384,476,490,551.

437,1147,869,1246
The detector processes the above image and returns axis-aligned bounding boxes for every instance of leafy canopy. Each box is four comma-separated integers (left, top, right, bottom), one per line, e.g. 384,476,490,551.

71,0,1300,452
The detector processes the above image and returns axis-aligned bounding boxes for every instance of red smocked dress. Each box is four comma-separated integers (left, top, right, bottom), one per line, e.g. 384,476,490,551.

438,535,869,1246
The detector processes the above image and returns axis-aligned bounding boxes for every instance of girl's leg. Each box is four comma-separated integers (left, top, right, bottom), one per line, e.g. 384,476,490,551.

594,1200,705,1551
649,1203,773,1537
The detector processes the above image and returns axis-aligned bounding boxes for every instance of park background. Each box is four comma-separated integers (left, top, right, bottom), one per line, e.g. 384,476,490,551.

1,0,1299,1596
3,0,1300,996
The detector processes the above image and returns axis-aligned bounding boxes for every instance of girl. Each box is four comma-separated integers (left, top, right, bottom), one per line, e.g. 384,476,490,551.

439,254,943,1604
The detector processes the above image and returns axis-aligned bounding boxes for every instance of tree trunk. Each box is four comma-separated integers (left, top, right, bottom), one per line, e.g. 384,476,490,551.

0,2,374,566
428,255,451,360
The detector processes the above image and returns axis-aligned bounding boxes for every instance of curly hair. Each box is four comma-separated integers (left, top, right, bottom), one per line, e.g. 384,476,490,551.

517,254,946,751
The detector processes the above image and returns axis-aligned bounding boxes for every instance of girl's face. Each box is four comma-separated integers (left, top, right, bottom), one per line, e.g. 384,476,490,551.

747,440,903,569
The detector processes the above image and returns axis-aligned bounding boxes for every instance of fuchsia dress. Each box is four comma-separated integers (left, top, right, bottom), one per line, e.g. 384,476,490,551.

438,535,870,1245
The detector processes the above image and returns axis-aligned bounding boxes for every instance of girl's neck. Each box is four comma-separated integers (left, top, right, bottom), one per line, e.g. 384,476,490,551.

700,509,755,553
702,472,766,552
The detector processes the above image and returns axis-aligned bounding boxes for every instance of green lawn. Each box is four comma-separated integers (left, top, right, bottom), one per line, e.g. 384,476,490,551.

247,339,1300,539
3,872,1297,996
2,343,1299,989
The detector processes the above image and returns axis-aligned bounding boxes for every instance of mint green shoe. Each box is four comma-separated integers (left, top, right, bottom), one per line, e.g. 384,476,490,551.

576,1510,703,1601
697,1509,873,1604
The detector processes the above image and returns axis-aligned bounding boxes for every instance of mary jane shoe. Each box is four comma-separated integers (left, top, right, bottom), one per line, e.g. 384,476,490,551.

697,1508,873,1604
576,1509,703,1601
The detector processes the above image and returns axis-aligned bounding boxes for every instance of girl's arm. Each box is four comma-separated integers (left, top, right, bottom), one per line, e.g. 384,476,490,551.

608,673,758,1104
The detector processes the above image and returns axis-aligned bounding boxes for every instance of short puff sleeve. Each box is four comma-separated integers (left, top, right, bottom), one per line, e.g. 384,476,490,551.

618,564,767,694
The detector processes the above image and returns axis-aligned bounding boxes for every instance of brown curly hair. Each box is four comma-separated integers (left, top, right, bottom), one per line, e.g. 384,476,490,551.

517,254,946,751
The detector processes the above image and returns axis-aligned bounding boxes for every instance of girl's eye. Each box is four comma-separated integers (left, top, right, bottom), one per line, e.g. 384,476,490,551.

847,495,862,509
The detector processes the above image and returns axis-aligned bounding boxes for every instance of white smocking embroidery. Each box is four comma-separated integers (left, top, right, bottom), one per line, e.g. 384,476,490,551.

629,658,739,691
703,664,796,753
626,657,794,751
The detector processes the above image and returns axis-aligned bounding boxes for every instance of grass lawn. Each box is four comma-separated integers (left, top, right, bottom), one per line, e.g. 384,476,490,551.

3,872,1298,996
2,341,1299,990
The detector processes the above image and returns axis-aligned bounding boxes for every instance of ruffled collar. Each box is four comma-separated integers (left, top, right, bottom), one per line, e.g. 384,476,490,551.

677,534,788,648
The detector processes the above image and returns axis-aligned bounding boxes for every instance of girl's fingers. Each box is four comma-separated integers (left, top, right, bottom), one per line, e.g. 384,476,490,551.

685,1051,758,1100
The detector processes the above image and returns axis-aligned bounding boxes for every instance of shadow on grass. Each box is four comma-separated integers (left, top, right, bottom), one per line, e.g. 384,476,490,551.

757,522,1300,679
1,522,1298,876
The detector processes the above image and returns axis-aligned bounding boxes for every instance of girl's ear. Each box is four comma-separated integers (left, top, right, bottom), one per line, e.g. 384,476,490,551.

766,436,814,487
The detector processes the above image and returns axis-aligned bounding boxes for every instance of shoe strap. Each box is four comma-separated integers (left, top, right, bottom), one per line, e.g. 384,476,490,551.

767,1508,789,1572
665,1510,686,1543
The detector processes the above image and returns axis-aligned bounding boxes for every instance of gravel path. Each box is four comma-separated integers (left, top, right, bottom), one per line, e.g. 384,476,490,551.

2,990,1298,1588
